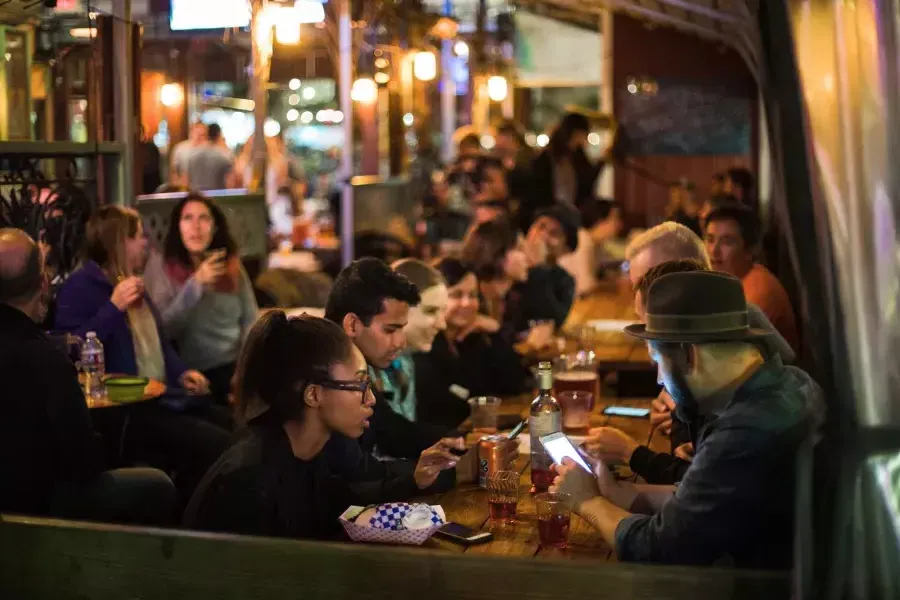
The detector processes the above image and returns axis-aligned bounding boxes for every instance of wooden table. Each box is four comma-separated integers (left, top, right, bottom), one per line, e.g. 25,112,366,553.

83,377,166,410
562,280,651,368
421,393,669,561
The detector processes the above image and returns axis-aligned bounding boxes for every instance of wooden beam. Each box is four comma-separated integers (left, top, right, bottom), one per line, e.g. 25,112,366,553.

0,515,791,600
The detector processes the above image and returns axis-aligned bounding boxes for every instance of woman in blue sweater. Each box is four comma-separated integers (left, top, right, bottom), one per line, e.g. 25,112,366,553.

54,205,230,502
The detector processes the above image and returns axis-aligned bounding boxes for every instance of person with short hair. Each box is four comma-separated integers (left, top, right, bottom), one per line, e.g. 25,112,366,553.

324,258,462,466
184,312,463,539
170,121,207,186
0,228,175,525
144,192,258,405
705,203,798,354
367,259,449,423
621,221,795,458
186,123,235,191
586,258,708,485
552,271,821,569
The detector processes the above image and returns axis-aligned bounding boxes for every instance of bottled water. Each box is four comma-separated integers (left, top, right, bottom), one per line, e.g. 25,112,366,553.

81,331,106,400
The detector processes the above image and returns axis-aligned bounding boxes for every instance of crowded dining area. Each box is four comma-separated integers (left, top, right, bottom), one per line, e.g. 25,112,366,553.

0,1,897,599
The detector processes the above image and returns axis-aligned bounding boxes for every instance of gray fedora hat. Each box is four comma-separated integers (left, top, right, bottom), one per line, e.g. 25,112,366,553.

624,271,772,343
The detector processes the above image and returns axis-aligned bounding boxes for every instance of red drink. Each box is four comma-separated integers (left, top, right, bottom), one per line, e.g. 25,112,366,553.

538,514,571,548
554,370,598,400
531,466,554,492
489,500,517,523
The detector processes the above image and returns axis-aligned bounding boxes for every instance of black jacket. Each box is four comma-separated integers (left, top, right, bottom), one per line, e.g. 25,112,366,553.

359,386,454,462
521,149,606,229
184,418,429,539
497,265,576,340
415,332,531,430
0,304,104,515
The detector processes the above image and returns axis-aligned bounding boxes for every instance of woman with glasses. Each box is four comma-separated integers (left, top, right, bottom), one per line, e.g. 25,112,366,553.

183,311,461,539
414,259,530,429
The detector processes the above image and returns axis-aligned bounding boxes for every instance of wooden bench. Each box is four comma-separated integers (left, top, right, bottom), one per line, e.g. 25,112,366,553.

0,514,789,599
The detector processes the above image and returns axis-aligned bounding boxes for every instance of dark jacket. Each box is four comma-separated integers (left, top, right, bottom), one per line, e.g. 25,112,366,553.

615,356,820,569
415,331,530,430
184,417,425,539
54,260,188,386
359,386,454,462
522,149,606,229
0,304,104,515
497,265,576,339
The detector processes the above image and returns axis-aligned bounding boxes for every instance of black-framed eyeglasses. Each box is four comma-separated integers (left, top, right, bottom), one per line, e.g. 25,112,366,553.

311,378,371,401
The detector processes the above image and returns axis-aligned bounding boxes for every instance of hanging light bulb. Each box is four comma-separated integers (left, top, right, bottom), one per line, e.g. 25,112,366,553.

351,78,378,104
487,76,508,102
413,51,437,82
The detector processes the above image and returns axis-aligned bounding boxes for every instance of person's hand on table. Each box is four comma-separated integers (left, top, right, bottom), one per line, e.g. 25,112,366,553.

584,426,640,464
454,314,500,341
414,438,464,489
111,276,144,311
650,390,676,435
675,442,695,462
181,370,211,396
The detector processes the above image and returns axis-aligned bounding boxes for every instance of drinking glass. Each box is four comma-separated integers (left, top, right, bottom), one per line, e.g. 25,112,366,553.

468,396,501,430
487,470,520,524
558,391,594,433
535,492,571,548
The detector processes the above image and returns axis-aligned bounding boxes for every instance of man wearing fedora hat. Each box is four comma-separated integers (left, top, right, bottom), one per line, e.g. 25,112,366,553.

551,271,821,568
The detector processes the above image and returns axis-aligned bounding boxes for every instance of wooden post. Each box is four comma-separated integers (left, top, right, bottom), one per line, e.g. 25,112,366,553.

338,0,354,267
249,0,270,193
599,9,615,199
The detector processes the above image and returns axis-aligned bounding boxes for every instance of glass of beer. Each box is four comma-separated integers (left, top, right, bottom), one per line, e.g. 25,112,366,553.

536,492,572,548
487,470,519,523
553,353,599,404
558,391,594,433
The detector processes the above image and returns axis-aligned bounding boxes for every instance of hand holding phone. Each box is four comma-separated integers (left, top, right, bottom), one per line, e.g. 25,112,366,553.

539,432,593,472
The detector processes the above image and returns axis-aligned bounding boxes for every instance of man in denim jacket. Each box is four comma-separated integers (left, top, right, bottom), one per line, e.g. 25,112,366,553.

552,270,822,569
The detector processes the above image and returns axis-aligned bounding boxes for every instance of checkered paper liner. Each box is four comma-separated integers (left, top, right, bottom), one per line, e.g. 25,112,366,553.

339,503,446,545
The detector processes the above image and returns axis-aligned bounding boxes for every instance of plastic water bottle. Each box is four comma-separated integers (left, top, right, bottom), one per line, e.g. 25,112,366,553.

81,331,106,400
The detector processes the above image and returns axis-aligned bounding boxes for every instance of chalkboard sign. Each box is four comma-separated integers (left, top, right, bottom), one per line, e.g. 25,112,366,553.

618,80,751,156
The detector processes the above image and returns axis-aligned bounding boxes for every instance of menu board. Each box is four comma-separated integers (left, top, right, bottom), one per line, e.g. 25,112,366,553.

618,79,752,156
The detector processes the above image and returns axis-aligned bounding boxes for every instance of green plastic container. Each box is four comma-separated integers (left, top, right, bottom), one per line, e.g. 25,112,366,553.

103,376,149,404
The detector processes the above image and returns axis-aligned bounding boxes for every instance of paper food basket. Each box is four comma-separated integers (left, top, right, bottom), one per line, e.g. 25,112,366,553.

339,504,446,545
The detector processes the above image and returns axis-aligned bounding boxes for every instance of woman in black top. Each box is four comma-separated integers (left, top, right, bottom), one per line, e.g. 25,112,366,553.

184,311,461,539
415,259,530,430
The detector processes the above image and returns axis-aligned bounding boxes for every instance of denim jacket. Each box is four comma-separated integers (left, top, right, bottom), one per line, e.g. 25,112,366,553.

615,356,822,569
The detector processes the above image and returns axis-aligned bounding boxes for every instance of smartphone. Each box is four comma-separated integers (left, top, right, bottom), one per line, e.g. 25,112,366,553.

434,523,493,546
539,432,592,472
507,419,526,441
602,405,651,418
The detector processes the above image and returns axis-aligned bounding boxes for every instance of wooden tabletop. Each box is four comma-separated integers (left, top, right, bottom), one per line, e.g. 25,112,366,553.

83,377,167,410
419,393,668,561
562,280,651,368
